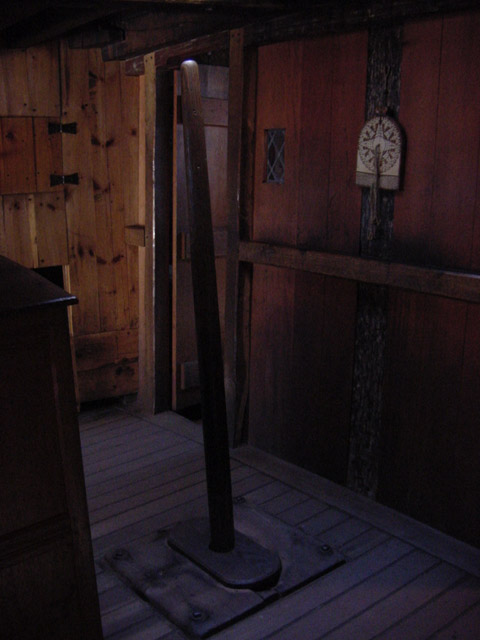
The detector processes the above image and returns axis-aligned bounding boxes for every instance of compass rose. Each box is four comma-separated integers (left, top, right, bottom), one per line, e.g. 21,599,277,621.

358,116,402,174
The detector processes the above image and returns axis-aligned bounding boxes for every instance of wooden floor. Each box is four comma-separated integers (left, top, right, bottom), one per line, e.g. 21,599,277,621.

79,406,480,640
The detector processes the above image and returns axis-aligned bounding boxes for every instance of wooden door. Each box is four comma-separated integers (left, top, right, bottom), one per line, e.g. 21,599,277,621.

172,64,229,411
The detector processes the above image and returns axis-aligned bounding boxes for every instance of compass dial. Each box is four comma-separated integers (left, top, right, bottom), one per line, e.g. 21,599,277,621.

358,116,402,173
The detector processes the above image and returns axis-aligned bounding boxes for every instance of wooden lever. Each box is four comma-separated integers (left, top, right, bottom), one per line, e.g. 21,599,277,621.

180,59,235,552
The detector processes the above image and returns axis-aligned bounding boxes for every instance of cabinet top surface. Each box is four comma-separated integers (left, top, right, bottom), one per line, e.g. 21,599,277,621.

0,255,77,313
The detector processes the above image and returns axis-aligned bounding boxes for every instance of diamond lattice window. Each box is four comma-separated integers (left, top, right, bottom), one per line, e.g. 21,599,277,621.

265,129,285,184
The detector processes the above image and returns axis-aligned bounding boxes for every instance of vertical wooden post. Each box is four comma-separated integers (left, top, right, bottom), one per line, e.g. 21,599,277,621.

138,54,173,414
347,25,403,497
180,60,234,552
225,28,245,445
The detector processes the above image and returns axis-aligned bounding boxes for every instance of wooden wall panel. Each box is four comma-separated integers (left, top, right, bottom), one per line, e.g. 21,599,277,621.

0,195,37,267
380,292,479,545
76,359,139,403
88,50,127,333
249,264,296,456
379,12,480,546
74,328,138,401
0,43,60,117
393,12,480,270
85,51,139,336
35,192,68,267
0,40,138,403
59,44,140,401
289,273,357,482
120,64,141,332
0,192,68,268
253,41,302,245
61,44,100,336
248,33,367,484
297,32,366,253
0,118,36,194
33,118,64,192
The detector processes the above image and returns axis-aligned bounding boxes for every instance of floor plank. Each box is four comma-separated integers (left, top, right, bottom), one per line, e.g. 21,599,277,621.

213,537,413,640
429,601,480,639
263,549,439,640
107,614,176,640
86,449,204,500
374,574,480,640
322,561,465,640
79,408,480,640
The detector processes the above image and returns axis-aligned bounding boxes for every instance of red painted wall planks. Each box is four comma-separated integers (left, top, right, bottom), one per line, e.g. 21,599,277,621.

393,12,480,270
253,40,302,246
249,32,367,482
380,12,480,545
297,32,365,253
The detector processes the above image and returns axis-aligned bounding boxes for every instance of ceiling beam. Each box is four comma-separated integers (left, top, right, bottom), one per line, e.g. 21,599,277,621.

102,7,267,61
122,0,480,76
2,5,127,48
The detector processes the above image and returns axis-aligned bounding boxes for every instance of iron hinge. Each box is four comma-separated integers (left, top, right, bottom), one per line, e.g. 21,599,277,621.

50,173,79,187
48,122,77,135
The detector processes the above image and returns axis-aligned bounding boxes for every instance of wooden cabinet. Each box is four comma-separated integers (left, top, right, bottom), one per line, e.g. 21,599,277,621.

0,256,102,639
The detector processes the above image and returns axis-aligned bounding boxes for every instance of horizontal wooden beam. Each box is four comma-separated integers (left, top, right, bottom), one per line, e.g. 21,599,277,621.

245,0,480,49
239,241,480,304
125,30,229,75
121,0,480,74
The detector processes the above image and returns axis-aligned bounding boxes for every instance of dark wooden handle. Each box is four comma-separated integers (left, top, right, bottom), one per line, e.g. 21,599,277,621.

180,59,235,552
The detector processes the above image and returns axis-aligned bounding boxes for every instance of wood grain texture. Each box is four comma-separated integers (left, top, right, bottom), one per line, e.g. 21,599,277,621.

0,195,37,267
33,117,64,192
34,191,69,267
378,12,480,547
61,43,100,336
297,31,366,253
393,12,480,270
248,28,366,481
253,40,302,246
78,407,480,639
0,43,60,117
58,43,140,401
380,291,480,546
88,50,130,333
249,264,296,457
0,117,36,194
240,240,480,303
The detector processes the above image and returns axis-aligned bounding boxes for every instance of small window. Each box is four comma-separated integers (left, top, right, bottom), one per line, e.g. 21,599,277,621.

265,129,285,184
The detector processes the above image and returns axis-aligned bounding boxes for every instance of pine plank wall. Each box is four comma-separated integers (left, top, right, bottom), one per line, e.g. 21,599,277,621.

0,42,141,403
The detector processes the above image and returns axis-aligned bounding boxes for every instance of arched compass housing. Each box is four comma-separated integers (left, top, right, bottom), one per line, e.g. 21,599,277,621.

356,115,402,190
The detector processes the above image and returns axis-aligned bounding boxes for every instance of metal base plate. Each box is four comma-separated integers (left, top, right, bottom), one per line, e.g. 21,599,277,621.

168,517,282,589
104,501,344,638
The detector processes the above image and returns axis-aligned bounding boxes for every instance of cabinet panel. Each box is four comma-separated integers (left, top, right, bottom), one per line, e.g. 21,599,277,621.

0,43,60,117
0,118,36,194
33,118,63,192
35,192,68,267
0,192,68,268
